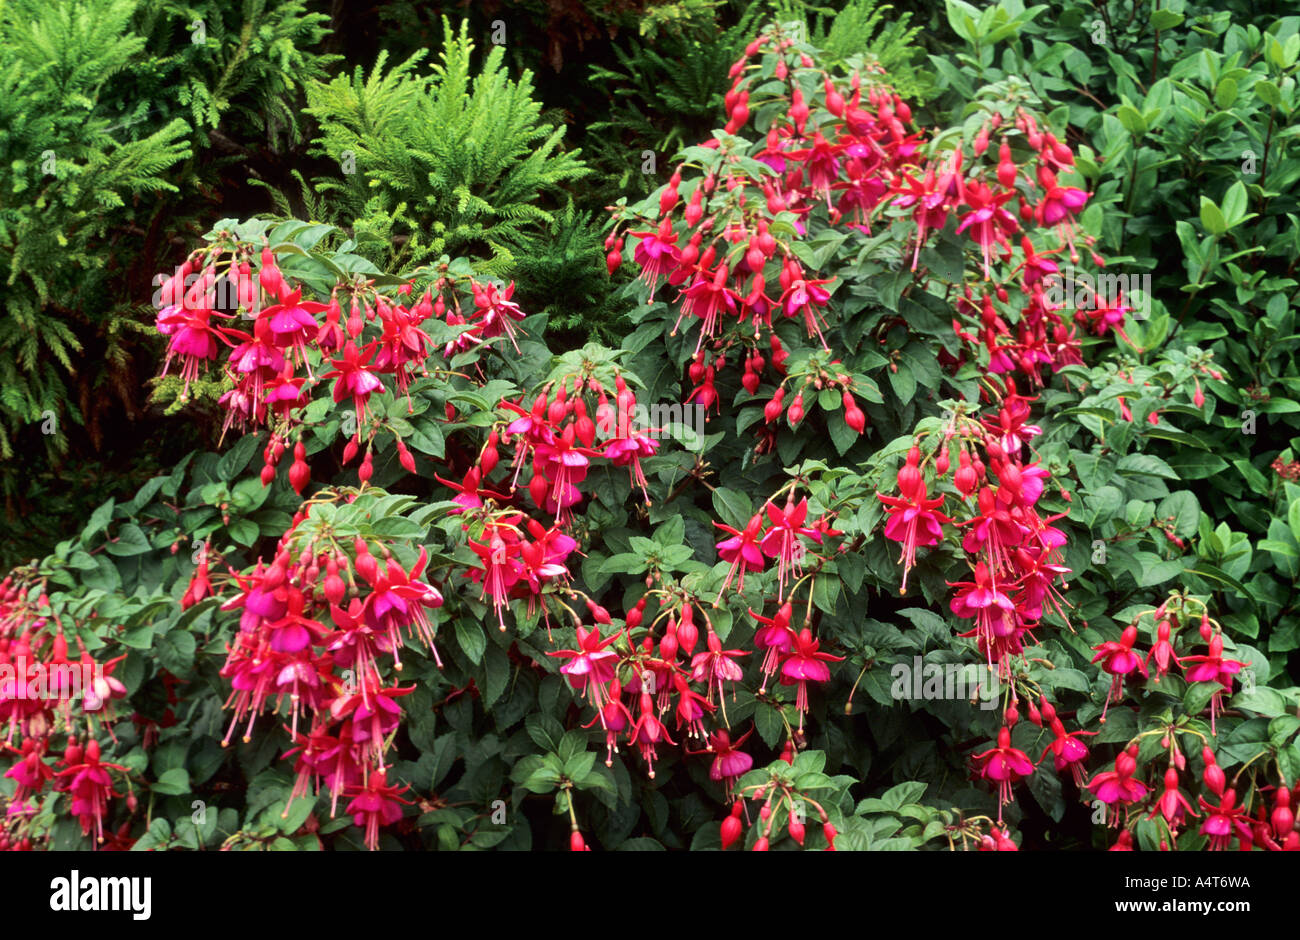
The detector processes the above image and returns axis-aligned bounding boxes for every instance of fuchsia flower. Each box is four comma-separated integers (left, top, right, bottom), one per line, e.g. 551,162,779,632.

971,726,1034,821
471,280,527,352
1088,745,1149,826
467,524,525,632
779,628,843,732
627,691,676,778
1090,625,1148,722
548,625,621,708
1198,788,1253,851
53,740,126,844
689,629,748,709
344,769,413,851
1037,718,1096,788
323,340,385,429
879,455,951,595
1149,766,1198,831
948,561,1018,672
749,601,797,691
955,179,1018,279
714,514,766,595
1181,634,1245,736
759,496,818,598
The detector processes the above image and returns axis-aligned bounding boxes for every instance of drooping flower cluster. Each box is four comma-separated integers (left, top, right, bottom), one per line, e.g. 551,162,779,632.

0,578,131,849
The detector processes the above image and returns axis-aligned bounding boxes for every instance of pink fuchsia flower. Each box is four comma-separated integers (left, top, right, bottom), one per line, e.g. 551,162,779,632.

323,340,385,430
689,629,748,709
759,496,818,599
1090,624,1148,722
971,726,1034,821
1087,745,1149,827
779,628,844,732
749,601,797,692
359,546,445,667
1149,766,1199,832
955,179,1019,280
470,280,527,352
1197,788,1253,851
878,476,951,596
1036,718,1096,788
1036,184,1089,227
547,625,621,707
467,523,526,632
344,769,413,851
1181,634,1245,736
694,727,754,797
627,691,676,779
630,218,680,302
714,513,766,596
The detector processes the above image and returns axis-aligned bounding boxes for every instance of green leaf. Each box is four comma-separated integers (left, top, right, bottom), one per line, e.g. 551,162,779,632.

456,620,487,665
1199,197,1227,236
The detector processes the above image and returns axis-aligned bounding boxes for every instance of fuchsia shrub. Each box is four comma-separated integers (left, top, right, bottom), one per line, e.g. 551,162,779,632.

0,23,1295,853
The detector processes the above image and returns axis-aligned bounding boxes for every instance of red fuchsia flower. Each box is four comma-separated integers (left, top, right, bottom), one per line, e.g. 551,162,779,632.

52,739,126,844
959,486,1027,569
1079,291,1131,341
373,303,433,396
1010,545,1071,623
259,287,328,364
3,739,53,803
1015,235,1060,286
159,307,227,395
1149,766,1199,832
344,769,413,851
603,423,660,503
971,726,1034,821
700,727,754,797
548,625,621,708
1197,788,1253,851
948,561,1018,672
627,690,676,778
470,280,527,353
1090,625,1148,722
715,513,766,595
1181,634,1245,736
750,601,797,692
1036,182,1089,227
467,524,525,632
778,264,835,350
891,160,959,270
264,587,327,655
786,131,842,205
327,597,397,692
330,680,414,762
434,467,510,513
955,179,1019,280
676,264,740,353
670,673,715,742
585,679,635,767
533,424,597,522
759,496,818,599
221,560,291,635
322,340,385,430
878,454,951,596
358,547,445,668
779,628,844,733
690,629,748,710
1088,745,1149,826
1144,619,1182,682
1037,717,1096,788
630,218,680,302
